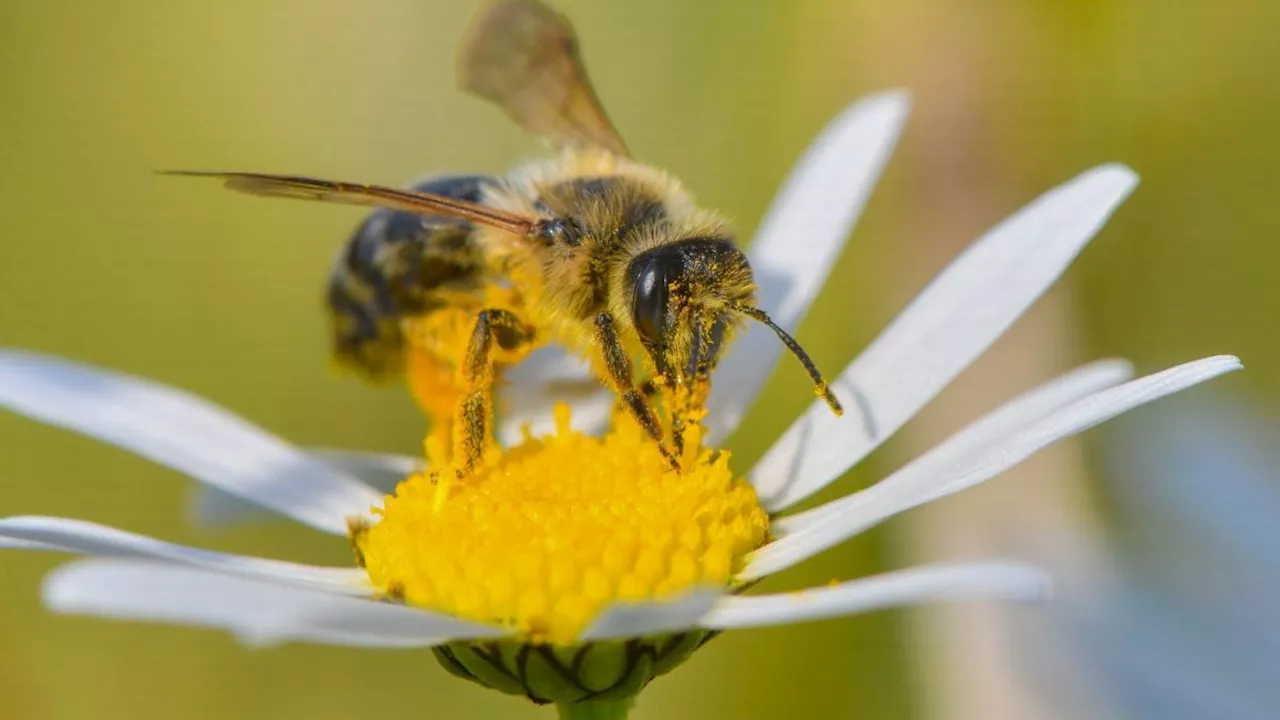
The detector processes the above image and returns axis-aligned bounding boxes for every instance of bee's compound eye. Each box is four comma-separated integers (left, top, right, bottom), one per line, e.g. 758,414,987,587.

629,250,679,348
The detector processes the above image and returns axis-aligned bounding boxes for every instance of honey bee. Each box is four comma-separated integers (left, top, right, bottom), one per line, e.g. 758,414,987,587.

169,0,841,473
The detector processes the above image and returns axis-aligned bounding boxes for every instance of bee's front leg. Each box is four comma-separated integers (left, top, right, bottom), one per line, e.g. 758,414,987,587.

594,312,679,470
454,308,532,473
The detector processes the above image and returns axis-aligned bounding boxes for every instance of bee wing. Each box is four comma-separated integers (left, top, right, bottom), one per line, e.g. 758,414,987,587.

458,0,629,157
163,171,535,236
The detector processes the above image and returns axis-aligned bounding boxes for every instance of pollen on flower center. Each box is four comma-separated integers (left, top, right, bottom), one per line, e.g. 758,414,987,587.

356,405,769,645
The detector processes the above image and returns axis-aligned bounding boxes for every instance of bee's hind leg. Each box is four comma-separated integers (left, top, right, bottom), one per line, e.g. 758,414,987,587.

454,308,532,474
594,312,680,470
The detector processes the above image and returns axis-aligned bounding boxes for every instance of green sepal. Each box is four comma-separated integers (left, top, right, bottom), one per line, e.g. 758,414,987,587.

432,629,712,705
652,630,710,676
445,643,528,697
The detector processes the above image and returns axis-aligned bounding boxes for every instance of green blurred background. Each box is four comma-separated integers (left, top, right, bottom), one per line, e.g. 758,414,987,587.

0,1,1273,718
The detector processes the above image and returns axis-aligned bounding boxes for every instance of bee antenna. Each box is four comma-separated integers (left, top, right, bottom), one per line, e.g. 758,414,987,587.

733,304,843,416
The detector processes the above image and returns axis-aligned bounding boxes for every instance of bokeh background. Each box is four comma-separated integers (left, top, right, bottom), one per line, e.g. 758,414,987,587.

1,1,1275,718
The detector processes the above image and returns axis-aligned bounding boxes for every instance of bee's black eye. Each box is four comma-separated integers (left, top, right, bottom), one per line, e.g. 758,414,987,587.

629,250,680,347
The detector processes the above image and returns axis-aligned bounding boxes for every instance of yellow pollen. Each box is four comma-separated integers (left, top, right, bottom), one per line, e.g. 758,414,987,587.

357,404,769,645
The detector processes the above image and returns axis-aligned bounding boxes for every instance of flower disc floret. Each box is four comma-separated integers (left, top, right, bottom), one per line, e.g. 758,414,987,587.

357,406,769,645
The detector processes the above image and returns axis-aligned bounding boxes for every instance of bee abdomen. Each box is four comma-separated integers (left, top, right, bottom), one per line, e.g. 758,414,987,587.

327,174,493,378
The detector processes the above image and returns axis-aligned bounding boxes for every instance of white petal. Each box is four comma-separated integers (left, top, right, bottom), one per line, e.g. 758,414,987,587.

498,346,613,446
306,449,421,492
0,351,382,535
578,589,723,641
0,516,369,594
237,627,457,649
702,562,1049,630
751,164,1139,511
772,359,1134,536
190,488,290,527
42,558,508,647
705,90,910,444
0,537,65,551
191,448,421,528
744,356,1241,580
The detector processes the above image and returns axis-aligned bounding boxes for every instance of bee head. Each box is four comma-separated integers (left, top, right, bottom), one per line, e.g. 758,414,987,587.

627,236,844,416
627,237,754,385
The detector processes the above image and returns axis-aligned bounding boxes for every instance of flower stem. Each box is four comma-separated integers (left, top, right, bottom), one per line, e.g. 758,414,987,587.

555,698,633,720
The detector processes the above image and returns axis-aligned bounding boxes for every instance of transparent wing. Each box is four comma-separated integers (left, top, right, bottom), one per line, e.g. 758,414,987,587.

458,0,629,156
163,171,534,235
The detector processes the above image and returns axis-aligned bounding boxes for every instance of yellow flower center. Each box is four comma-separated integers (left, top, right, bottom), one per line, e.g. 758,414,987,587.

356,406,768,645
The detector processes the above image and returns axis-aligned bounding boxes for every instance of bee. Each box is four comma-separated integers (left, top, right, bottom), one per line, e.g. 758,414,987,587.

169,0,842,473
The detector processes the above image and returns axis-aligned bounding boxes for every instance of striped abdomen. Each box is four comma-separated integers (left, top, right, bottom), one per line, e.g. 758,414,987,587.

326,175,492,378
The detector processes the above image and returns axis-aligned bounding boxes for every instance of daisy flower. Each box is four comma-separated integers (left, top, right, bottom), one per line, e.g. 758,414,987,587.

0,91,1239,719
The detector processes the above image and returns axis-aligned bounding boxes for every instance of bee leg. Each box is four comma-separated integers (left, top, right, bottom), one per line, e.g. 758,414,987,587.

671,397,688,458
669,376,712,459
594,313,679,469
638,375,692,458
616,378,662,416
638,378,661,397
455,308,532,473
